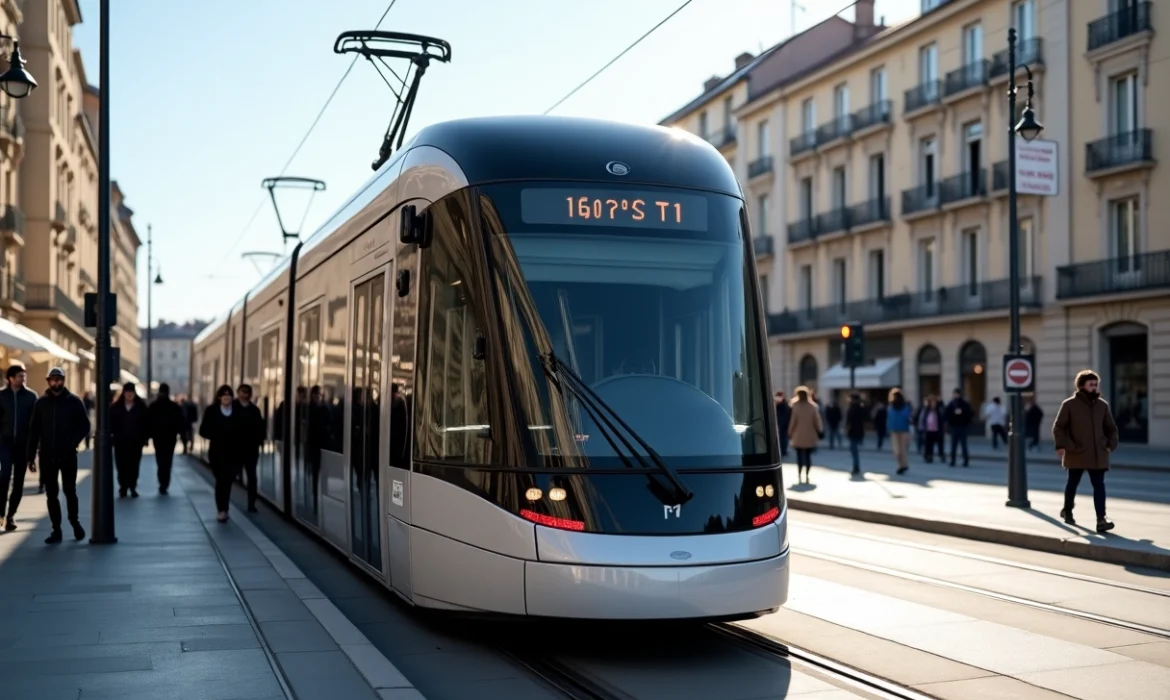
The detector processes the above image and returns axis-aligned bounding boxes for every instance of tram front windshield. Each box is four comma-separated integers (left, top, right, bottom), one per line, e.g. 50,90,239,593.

480,182,773,470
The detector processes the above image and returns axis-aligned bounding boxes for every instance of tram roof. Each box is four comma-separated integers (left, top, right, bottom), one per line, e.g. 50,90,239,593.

411,115,743,197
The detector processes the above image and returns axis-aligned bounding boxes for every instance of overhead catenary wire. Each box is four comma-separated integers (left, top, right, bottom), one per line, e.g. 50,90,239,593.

217,0,400,268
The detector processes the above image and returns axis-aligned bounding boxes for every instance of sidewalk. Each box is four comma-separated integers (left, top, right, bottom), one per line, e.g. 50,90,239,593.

0,452,422,700
786,449,1170,572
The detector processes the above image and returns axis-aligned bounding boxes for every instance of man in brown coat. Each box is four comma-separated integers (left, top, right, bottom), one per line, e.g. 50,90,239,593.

1051,369,1117,532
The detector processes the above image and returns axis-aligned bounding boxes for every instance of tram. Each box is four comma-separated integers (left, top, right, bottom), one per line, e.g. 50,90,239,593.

191,115,790,620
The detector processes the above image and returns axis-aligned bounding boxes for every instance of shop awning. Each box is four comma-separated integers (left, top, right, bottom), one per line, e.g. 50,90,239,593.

820,357,902,391
119,368,141,386
0,318,81,364
77,348,96,362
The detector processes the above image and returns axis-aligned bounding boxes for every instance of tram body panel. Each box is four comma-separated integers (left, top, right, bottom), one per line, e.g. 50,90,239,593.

398,145,470,203
409,526,527,615
239,292,287,505
409,472,538,562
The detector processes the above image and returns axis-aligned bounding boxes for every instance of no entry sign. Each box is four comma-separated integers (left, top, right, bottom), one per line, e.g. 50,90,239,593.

1003,354,1035,392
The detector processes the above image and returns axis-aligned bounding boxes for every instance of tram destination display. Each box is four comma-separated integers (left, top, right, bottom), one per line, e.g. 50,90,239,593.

521,188,709,231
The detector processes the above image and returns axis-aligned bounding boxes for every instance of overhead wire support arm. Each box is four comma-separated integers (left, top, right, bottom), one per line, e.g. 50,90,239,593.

261,176,326,244
333,31,452,171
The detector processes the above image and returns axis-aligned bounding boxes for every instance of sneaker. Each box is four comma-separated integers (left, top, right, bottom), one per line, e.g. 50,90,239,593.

130,489,139,498
45,530,63,544
159,487,168,495
118,488,126,498
71,521,86,541
896,466,908,475
1096,518,1115,533
1060,508,1076,524
4,517,16,532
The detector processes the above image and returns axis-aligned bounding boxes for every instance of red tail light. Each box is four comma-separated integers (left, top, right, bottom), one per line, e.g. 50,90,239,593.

519,509,585,531
752,507,780,527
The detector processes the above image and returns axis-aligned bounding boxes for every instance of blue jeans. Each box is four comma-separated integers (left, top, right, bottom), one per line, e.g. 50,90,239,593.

849,437,861,473
950,426,969,464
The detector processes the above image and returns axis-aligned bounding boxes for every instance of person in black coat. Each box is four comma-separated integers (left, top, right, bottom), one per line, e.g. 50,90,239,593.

27,367,90,543
110,382,150,498
943,388,975,467
200,384,244,522
149,383,187,495
0,365,39,531
844,392,867,476
233,384,266,512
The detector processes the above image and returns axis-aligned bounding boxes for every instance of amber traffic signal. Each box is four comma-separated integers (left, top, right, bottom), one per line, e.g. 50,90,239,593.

842,323,865,368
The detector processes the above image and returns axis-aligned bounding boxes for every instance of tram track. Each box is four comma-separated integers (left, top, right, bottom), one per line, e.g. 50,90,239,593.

502,648,635,700
794,547,1170,640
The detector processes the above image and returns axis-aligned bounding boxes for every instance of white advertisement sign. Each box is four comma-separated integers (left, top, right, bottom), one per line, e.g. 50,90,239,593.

1015,138,1058,196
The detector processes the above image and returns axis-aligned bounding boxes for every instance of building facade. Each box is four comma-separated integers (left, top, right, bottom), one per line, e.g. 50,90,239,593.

141,320,208,397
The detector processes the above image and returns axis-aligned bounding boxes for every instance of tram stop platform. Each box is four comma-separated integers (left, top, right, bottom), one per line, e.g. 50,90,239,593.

0,451,423,700
847,435,1170,473
787,446,1170,573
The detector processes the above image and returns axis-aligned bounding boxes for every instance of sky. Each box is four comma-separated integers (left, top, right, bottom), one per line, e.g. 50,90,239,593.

71,0,921,328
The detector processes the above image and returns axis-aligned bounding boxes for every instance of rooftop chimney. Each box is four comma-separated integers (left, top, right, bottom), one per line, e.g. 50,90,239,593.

704,75,723,92
855,0,875,27
734,52,755,70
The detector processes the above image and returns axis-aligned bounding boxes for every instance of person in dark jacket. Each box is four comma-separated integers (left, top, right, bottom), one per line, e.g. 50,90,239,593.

918,396,945,463
774,391,791,461
0,365,39,531
844,392,867,476
27,367,90,543
943,388,974,467
234,384,266,512
110,382,150,498
149,383,187,495
1024,397,1044,451
824,400,842,449
200,385,243,522
871,401,888,450
179,394,199,454
1052,369,1118,532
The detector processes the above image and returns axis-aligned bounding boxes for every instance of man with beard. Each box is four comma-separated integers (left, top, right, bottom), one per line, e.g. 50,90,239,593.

27,367,90,543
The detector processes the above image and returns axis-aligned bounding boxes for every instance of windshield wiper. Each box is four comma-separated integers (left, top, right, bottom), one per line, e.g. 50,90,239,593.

539,352,693,506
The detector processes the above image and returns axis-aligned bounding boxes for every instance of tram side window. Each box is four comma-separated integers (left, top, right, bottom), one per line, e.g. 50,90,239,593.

318,293,348,454
418,195,492,464
245,338,260,387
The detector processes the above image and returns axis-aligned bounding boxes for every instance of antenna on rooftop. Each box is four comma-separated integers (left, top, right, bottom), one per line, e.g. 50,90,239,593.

791,0,806,35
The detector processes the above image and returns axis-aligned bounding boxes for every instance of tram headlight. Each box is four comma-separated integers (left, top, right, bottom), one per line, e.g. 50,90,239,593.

525,487,543,502
765,484,774,497
548,487,567,502
755,486,765,497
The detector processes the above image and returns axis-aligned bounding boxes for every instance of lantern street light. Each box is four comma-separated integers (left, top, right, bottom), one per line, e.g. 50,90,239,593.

1005,27,1043,510
0,39,38,99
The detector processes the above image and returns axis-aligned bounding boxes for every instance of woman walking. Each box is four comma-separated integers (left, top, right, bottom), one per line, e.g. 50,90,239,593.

787,386,822,485
886,388,913,475
918,396,945,463
199,385,243,522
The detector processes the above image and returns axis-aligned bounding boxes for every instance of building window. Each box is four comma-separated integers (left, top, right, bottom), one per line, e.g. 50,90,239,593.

920,137,937,194
799,177,814,220
799,265,813,311
919,43,938,83
1110,73,1139,135
697,111,708,139
870,66,887,103
757,120,769,158
757,193,769,234
832,258,847,310
833,83,849,118
868,249,886,300
1111,196,1141,272
1012,0,1036,40
962,228,980,295
868,153,885,200
831,166,847,209
919,238,936,297
723,96,734,137
801,98,815,133
962,22,984,63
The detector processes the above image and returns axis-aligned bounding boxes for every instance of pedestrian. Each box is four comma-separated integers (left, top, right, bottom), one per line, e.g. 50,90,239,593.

110,382,150,498
774,391,790,462
871,400,888,450
943,388,974,467
1052,369,1117,532
199,385,243,522
0,365,39,531
844,391,866,476
149,383,187,495
26,367,90,543
1025,397,1044,451
234,384,266,512
83,391,96,450
886,388,913,475
919,396,945,463
825,400,842,450
180,394,199,454
787,386,822,485
984,396,1008,449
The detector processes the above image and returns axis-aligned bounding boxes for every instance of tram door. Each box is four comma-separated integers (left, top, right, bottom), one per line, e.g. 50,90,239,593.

349,274,386,569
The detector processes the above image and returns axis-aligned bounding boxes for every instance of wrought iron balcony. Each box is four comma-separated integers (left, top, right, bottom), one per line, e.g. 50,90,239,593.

25,283,86,329
0,204,24,236
849,197,891,228
789,132,817,158
708,125,737,148
904,80,942,114
748,155,774,178
766,276,1043,336
1088,2,1152,53
815,207,850,236
852,100,892,132
990,37,1044,80
753,235,774,257
787,219,817,245
0,270,24,307
901,183,940,217
939,169,988,205
1086,129,1154,174
816,115,853,146
1057,251,1170,300
991,160,1010,192
944,60,990,98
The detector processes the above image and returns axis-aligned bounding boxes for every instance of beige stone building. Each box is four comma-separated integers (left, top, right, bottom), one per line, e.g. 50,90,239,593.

0,0,142,394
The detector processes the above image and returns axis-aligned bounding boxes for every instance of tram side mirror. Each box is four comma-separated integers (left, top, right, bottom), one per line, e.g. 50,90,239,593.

396,269,411,298
399,205,433,248
472,333,486,361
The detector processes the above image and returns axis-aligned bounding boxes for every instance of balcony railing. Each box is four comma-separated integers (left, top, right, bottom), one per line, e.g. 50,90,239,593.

1057,251,1170,300
753,235,774,257
991,160,1010,191
901,183,940,216
787,219,817,245
940,169,988,205
80,268,96,289
789,132,817,157
944,60,990,97
816,115,853,145
852,100,892,132
1088,2,1152,53
0,204,24,235
0,270,24,307
990,37,1044,79
708,126,737,148
1086,129,1154,174
747,155,774,178
767,276,1043,335
815,207,850,235
25,283,86,329
849,197,892,228
904,80,942,113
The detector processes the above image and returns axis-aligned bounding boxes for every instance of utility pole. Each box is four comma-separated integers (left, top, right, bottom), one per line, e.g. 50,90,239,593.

145,224,152,401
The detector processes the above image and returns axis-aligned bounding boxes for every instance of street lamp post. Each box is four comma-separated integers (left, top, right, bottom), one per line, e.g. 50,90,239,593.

145,224,163,401
1006,27,1043,509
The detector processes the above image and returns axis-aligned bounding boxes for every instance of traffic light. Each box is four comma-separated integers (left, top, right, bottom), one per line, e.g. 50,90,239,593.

841,323,865,368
